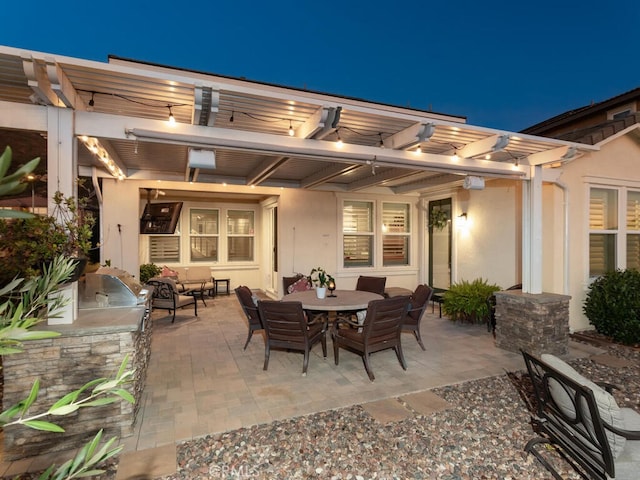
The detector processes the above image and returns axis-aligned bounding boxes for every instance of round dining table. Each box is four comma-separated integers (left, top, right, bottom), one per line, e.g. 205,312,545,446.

285,289,383,312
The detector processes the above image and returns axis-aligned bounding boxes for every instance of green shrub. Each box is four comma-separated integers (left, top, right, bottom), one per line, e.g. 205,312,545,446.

583,269,640,345
139,263,162,283
443,278,501,324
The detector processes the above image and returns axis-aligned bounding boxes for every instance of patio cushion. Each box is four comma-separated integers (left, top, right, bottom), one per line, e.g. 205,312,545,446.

541,353,626,457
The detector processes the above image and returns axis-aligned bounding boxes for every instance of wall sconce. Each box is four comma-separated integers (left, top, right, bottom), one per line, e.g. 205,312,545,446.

457,213,468,228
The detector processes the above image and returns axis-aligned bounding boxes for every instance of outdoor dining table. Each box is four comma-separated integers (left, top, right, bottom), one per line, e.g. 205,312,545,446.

285,289,383,312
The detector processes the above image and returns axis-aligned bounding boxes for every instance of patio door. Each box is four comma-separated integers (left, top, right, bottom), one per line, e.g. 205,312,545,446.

428,198,452,289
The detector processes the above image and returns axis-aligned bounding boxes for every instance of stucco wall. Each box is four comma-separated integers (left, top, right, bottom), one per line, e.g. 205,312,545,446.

547,134,640,331
455,179,521,290
101,180,421,296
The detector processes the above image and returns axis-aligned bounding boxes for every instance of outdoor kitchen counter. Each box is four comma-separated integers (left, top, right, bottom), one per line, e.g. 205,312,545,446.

41,305,149,335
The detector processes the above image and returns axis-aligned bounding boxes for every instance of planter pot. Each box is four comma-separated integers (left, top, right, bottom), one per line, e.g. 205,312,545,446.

316,287,327,299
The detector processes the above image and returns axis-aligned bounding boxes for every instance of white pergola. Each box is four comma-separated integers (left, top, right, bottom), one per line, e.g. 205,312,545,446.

0,45,598,294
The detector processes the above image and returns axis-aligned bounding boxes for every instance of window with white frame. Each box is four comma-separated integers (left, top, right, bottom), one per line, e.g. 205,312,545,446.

343,200,374,267
149,235,180,263
589,186,640,276
190,209,218,262
382,202,410,266
227,210,254,262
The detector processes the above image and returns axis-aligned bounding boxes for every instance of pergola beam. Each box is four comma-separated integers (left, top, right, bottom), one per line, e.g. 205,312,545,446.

300,163,360,189
346,168,416,191
383,122,435,150
457,134,510,159
392,173,463,194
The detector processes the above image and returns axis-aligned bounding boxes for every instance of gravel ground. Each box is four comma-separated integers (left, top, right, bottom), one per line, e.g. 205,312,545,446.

7,341,639,480
155,341,639,480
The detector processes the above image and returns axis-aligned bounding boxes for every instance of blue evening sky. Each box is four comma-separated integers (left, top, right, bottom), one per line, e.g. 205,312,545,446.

2,0,638,132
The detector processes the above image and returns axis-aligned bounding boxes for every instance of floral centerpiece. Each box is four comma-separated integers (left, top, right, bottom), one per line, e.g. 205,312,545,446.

309,267,334,288
309,267,334,299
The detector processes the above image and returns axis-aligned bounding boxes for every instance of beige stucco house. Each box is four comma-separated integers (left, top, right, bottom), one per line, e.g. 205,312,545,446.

3,44,626,334
525,88,640,331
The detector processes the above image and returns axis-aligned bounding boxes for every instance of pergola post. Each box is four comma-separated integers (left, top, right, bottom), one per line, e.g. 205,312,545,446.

522,165,543,294
47,106,78,324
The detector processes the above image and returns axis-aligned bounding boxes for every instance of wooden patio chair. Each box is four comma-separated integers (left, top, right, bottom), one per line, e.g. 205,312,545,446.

257,300,327,375
355,275,387,297
234,286,264,350
402,284,433,350
331,295,410,381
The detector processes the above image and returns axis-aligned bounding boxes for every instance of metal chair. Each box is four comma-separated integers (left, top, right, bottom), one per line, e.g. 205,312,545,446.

257,300,327,375
332,295,410,381
402,284,433,350
147,277,197,322
234,286,264,350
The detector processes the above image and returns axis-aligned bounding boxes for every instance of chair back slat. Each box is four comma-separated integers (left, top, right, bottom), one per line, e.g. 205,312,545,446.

363,296,410,343
356,276,387,296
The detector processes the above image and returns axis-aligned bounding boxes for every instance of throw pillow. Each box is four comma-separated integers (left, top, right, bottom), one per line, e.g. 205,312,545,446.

287,277,311,294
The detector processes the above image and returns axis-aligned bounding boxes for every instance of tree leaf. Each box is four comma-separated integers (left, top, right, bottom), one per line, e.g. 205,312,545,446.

48,404,80,416
23,420,65,432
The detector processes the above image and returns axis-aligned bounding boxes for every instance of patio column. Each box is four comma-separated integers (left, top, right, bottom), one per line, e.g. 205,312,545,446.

522,165,543,294
47,106,78,324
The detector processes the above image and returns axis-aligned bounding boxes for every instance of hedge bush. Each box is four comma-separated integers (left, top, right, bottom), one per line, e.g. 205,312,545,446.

583,269,640,345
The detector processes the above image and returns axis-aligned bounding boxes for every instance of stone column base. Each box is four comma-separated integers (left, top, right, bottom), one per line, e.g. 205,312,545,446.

495,290,570,356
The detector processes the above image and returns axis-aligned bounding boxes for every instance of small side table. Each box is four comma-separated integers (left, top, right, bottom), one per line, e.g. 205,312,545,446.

214,278,231,296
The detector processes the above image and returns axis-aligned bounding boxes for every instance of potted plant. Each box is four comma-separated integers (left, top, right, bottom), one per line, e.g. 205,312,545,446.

309,267,334,299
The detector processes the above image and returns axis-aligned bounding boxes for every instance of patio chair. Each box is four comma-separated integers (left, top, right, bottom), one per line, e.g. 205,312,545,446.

402,284,433,350
331,295,410,381
147,277,197,323
355,275,387,297
234,286,264,350
257,300,327,375
522,351,640,480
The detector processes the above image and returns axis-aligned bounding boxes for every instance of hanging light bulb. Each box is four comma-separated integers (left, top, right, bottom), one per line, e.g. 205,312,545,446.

336,129,343,147
229,111,234,123
452,148,459,161
87,92,95,112
167,105,176,125
288,119,294,136
379,133,385,148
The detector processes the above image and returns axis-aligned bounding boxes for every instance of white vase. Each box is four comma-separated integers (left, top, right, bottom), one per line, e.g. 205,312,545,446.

316,287,327,299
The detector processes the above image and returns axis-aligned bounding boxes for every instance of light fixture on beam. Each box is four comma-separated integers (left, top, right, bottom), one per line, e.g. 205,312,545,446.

79,136,125,180
188,148,216,170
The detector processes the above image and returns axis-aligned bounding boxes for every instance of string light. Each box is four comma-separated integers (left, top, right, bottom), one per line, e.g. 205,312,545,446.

229,111,234,123
379,133,385,148
167,105,176,125
335,129,343,147
288,119,294,136
87,92,95,112
452,148,459,161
